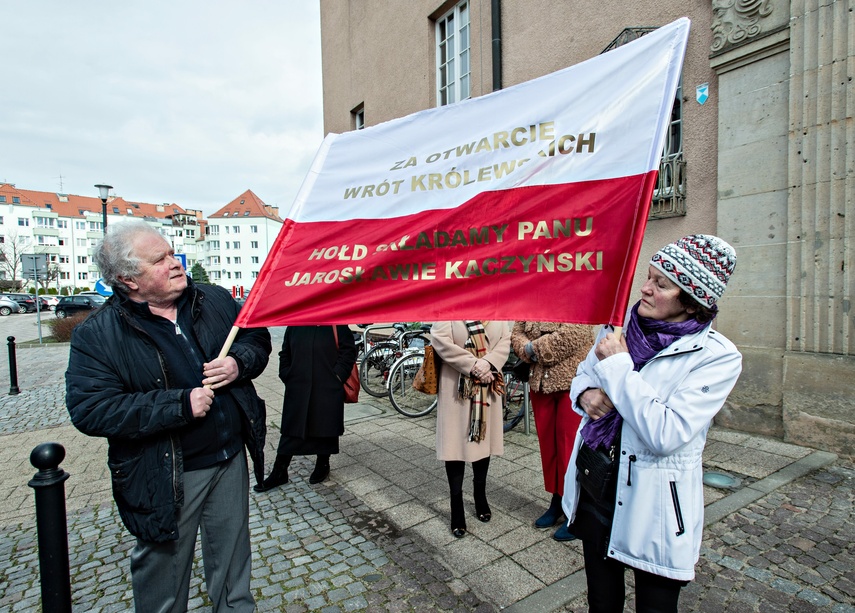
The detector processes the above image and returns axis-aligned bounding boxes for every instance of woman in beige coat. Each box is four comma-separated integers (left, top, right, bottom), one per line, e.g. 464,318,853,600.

431,320,511,538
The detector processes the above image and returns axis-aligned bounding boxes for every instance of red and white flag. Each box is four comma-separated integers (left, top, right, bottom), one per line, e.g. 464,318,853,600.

236,18,690,328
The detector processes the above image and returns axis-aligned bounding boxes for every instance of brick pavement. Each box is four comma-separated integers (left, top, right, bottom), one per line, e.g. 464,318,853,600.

0,315,853,611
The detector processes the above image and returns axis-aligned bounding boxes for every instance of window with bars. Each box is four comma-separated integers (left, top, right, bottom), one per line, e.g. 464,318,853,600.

602,27,686,219
436,2,470,106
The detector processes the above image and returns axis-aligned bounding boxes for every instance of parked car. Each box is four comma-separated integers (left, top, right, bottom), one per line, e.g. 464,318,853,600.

1,293,38,313
55,294,107,318
0,296,19,316
40,296,60,310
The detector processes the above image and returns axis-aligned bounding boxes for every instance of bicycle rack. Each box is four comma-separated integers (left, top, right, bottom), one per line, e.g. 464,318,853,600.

359,324,398,352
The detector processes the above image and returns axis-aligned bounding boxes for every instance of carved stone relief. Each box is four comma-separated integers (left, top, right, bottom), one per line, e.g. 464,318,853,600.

711,0,775,53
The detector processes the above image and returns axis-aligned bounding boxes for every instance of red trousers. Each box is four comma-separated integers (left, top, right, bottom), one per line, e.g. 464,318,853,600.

531,389,582,496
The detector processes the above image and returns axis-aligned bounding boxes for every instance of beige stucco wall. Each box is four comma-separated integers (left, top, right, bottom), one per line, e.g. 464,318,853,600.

320,0,495,132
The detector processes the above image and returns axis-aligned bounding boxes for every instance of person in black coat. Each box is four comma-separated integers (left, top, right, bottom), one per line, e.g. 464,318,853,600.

66,219,270,612
255,325,357,491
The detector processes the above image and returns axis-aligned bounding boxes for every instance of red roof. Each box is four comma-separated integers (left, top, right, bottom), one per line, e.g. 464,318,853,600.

208,189,282,221
0,183,190,220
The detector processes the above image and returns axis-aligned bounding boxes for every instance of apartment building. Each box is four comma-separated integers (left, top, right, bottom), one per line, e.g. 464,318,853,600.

0,182,280,297
204,189,283,296
319,0,854,455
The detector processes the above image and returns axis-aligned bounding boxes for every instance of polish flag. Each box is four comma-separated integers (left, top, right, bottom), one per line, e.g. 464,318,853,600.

236,18,689,328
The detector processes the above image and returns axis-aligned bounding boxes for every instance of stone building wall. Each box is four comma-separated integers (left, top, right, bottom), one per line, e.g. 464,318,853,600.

711,0,854,456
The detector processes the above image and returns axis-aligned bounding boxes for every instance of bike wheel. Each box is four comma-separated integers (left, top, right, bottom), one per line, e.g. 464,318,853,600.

359,343,397,397
388,352,438,417
502,371,527,432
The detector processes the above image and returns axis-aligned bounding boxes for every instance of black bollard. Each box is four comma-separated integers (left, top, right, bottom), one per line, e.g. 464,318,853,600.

28,442,72,613
7,336,20,395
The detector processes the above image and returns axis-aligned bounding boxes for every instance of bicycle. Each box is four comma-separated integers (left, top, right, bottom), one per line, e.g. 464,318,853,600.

358,323,410,397
389,340,520,421
359,324,431,397
502,360,529,432
387,349,438,417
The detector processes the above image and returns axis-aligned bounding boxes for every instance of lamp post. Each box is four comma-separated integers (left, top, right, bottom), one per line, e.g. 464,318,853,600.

94,184,112,232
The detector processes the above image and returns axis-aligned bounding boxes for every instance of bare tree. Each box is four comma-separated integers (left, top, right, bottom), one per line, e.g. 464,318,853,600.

42,263,62,290
0,230,33,285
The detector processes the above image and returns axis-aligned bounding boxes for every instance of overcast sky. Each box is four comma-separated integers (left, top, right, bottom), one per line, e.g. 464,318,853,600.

1,1,323,217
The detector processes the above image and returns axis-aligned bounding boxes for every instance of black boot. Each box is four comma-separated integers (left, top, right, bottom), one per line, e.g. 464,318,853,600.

309,454,331,484
446,461,466,538
253,454,291,492
473,457,491,522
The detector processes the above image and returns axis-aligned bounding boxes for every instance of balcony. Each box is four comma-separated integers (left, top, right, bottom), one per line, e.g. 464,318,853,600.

33,227,60,237
649,155,687,219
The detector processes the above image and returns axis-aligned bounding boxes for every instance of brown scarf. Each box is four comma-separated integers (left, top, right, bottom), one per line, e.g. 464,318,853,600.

459,321,503,442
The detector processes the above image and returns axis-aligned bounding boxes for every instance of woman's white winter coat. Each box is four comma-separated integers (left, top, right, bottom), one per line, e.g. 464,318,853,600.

562,323,742,581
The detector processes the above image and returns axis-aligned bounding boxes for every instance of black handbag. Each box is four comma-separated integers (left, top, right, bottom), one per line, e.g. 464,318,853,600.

511,358,531,382
576,441,618,503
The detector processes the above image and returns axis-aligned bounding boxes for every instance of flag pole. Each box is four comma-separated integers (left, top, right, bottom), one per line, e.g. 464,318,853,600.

216,326,241,360
204,326,241,391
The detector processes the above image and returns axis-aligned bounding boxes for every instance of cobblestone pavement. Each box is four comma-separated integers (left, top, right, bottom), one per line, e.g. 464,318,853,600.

1,457,494,612
1,317,853,611
555,461,855,613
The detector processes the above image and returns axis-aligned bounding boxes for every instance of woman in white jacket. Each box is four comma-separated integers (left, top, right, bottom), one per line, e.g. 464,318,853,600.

562,235,742,612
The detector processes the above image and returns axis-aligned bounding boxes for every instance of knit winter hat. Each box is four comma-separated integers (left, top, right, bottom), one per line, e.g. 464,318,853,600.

650,234,736,307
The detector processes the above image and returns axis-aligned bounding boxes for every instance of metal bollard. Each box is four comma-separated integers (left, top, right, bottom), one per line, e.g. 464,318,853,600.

28,442,72,613
7,336,20,395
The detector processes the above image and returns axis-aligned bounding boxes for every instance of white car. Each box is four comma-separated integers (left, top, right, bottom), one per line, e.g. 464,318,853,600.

41,296,60,310
0,295,18,316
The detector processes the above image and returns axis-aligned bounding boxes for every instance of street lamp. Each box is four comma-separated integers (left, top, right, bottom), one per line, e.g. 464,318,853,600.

94,184,113,232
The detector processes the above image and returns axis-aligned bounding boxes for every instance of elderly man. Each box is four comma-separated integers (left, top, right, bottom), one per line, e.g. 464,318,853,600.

66,219,270,612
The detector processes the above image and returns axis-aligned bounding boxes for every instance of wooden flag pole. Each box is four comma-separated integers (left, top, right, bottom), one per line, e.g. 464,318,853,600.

204,326,241,390
216,325,241,360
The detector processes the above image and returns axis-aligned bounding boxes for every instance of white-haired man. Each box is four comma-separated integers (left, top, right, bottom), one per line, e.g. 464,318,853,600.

66,219,270,612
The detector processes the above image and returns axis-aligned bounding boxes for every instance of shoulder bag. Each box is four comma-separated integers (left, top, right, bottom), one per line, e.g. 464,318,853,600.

576,440,618,503
412,344,440,395
332,326,360,403
511,358,531,382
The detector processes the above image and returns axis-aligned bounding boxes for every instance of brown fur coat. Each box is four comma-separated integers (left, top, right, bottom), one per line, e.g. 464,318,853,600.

510,322,594,395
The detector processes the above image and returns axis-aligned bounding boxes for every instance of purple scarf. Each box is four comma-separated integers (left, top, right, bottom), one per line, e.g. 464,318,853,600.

580,301,715,450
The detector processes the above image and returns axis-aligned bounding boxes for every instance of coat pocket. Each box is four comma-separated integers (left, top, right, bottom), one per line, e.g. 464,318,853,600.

669,481,686,536
108,454,155,515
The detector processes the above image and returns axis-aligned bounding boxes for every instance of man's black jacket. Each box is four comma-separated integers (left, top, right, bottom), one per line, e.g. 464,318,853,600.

66,281,270,542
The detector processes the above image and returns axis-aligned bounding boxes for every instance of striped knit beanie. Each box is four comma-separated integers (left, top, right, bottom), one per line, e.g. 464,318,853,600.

650,234,736,307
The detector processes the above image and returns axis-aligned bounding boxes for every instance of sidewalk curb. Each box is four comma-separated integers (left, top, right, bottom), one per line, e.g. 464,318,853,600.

703,450,837,526
500,450,839,613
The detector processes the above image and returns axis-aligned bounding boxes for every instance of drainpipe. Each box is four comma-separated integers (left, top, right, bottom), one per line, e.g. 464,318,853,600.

491,0,502,91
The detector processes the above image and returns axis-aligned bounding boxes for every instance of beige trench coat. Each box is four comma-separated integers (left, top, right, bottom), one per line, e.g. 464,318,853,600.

431,321,511,462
